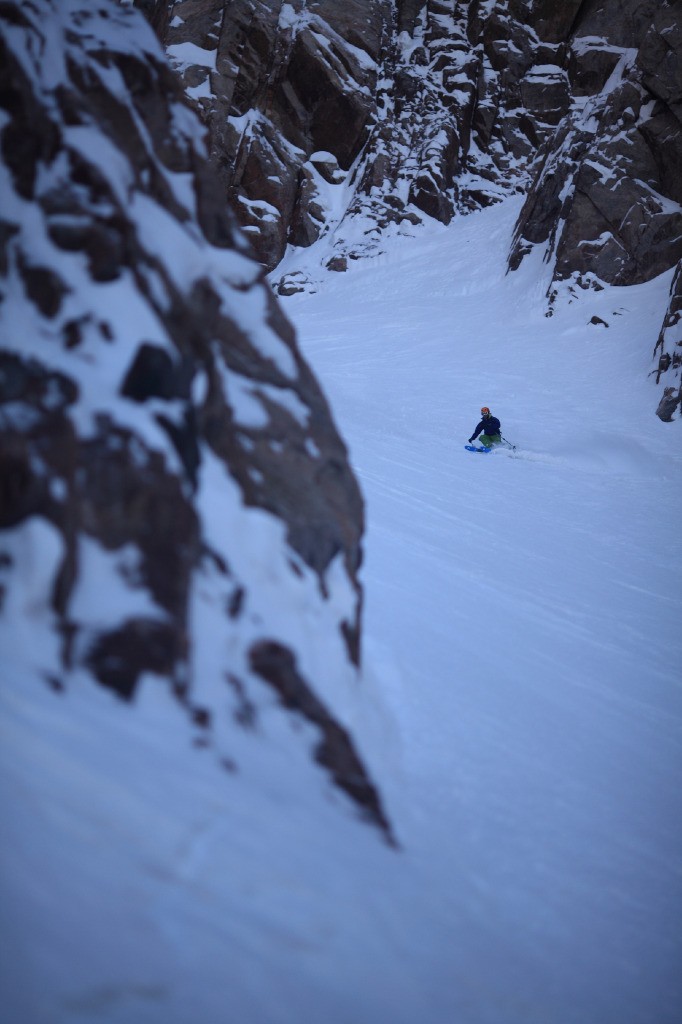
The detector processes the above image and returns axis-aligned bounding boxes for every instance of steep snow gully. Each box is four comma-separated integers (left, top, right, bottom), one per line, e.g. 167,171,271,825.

2,193,681,1023
282,198,682,1024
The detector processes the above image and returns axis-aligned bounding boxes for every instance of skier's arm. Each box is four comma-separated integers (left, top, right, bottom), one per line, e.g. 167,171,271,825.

469,420,484,442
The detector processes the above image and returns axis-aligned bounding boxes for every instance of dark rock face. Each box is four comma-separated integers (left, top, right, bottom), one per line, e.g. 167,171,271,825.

161,0,392,268
509,0,682,293
652,262,682,420
150,1,682,414
0,0,391,839
158,0,562,272
155,1,682,284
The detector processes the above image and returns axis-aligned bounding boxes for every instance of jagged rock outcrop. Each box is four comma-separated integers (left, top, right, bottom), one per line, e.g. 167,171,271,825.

158,0,394,270
509,0,682,293
153,0,555,276
506,0,682,416
151,1,682,281
652,261,682,420
0,0,393,841
145,0,682,415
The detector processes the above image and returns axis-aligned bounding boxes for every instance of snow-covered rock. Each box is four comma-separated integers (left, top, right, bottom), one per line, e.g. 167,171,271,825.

160,0,391,268
144,0,682,414
510,1,682,292
156,0,537,272
505,0,682,412
0,0,392,839
652,261,682,420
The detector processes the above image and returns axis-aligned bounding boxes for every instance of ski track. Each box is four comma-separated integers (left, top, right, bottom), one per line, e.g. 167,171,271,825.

284,199,682,1023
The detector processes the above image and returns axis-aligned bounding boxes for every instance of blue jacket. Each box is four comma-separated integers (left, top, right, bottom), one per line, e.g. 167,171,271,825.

470,415,501,441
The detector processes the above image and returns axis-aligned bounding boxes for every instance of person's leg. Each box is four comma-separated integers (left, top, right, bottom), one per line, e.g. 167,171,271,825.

481,433,501,447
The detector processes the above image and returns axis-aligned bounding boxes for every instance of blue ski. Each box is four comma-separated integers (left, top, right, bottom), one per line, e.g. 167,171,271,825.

465,444,492,453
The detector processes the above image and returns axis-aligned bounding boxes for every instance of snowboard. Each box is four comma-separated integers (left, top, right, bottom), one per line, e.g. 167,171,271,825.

465,444,493,453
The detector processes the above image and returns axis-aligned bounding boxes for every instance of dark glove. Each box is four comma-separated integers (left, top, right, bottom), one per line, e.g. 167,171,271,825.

468,437,474,443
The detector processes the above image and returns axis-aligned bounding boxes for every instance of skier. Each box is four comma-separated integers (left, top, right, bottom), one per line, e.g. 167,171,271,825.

468,406,502,448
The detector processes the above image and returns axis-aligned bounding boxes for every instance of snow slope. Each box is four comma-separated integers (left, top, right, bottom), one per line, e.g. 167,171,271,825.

2,198,681,1024
281,198,682,1023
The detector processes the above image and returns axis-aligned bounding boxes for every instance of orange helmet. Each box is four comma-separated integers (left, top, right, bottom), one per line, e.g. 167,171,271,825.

481,406,490,415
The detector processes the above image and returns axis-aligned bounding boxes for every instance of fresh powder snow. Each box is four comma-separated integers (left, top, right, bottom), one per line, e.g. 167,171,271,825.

281,196,682,1024
2,197,681,1024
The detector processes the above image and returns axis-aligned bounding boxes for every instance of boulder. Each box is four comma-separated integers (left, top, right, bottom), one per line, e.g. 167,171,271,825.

276,271,311,296
310,151,346,184
326,255,348,272
656,387,681,421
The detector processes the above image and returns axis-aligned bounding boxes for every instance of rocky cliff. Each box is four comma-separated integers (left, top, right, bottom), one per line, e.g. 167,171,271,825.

152,0,682,417
508,2,682,287
0,0,393,840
